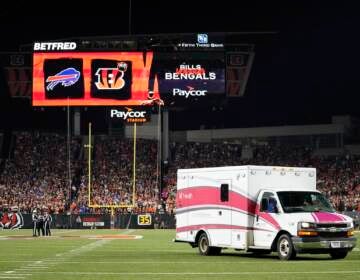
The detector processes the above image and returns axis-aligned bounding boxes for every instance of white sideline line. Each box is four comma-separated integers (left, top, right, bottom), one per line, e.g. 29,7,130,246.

0,259,360,264
24,267,48,269
3,274,29,276
60,249,192,253
53,230,81,235
10,271,360,275
2,274,30,277
0,277,24,279
12,260,360,264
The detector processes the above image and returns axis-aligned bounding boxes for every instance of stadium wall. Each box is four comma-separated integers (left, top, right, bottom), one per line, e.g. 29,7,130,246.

13,213,176,230
9,213,358,230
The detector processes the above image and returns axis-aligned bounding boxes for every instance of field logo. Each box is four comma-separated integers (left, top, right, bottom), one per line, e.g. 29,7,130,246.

46,68,80,91
137,214,152,226
95,62,128,90
1,207,24,229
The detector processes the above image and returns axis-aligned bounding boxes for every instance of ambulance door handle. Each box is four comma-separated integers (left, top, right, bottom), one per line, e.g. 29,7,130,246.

218,211,222,216
256,215,259,222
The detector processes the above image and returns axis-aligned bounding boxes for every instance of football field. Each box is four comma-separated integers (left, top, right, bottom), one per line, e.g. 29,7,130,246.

0,229,359,280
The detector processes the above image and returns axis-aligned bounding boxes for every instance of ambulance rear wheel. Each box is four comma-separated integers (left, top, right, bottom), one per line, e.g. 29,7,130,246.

277,234,296,260
198,233,211,255
198,233,221,255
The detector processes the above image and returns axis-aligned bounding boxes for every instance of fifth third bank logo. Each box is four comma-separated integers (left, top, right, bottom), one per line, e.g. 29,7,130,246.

197,34,208,44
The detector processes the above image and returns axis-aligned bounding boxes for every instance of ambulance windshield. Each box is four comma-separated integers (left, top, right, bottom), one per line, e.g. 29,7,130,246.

277,191,335,213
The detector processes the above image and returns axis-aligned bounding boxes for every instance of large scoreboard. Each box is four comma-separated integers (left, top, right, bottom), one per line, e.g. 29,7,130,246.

32,42,225,106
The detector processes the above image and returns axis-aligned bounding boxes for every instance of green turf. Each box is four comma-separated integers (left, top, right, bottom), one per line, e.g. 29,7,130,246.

0,229,359,280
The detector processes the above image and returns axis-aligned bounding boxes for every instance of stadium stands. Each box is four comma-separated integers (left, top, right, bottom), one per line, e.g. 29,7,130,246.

0,132,359,214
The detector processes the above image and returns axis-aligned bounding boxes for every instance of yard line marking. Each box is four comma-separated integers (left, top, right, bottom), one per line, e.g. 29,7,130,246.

2,274,30,276
1,275,30,277
16,260,360,264
65,239,111,255
10,270,360,275
24,267,48,269
1,259,360,264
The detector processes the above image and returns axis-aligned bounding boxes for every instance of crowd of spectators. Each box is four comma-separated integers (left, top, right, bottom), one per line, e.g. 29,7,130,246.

0,132,81,214
0,132,359,215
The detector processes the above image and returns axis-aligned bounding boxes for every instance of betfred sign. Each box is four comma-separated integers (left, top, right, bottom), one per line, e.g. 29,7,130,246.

34,42,77,51
110,107,149,123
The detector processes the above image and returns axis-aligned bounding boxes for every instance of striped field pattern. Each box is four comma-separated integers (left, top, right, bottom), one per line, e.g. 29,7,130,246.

0,229,359,280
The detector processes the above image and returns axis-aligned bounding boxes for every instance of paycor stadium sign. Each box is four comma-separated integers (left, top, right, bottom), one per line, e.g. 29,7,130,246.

110,107,149,123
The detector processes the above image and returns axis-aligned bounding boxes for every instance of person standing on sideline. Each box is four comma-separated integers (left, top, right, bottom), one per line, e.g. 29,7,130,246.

36,209,45,236
44,210,52,236
32,209,38,237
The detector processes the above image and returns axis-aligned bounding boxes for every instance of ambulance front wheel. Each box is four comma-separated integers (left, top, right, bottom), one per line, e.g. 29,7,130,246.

277,234,296,260
198,233,221,256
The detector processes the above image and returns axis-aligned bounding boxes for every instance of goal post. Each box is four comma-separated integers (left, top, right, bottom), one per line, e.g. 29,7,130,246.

86,122,137,210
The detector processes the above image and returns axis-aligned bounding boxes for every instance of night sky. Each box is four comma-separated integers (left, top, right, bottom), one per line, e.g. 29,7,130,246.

0,1,359,130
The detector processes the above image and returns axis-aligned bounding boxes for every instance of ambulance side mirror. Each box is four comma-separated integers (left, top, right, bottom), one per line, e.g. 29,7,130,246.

260,198,268,212
220,184,229,202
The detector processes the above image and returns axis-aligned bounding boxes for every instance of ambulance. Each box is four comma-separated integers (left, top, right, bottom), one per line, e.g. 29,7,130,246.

175,166,357,260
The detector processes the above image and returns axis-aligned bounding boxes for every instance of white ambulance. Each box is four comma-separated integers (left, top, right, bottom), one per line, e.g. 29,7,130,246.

175,166,357,260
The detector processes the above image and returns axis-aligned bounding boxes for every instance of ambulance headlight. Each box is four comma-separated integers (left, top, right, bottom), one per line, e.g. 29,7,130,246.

299,222,316,229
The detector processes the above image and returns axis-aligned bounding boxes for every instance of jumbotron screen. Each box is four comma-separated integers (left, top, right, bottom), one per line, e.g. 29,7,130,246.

153,52,224,92
32,52,160,106
32,51,225,106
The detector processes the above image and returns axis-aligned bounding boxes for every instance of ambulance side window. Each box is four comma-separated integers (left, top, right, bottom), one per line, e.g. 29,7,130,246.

260,192,277,213
220,184,229,202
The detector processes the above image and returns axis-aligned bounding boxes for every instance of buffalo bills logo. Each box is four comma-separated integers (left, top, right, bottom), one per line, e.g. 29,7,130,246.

46,68,81,91
94,62,128,90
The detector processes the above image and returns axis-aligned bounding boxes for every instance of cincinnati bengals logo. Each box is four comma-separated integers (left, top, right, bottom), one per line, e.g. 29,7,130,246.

9,212,24,229
95,62,128,90
0,210,24,229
